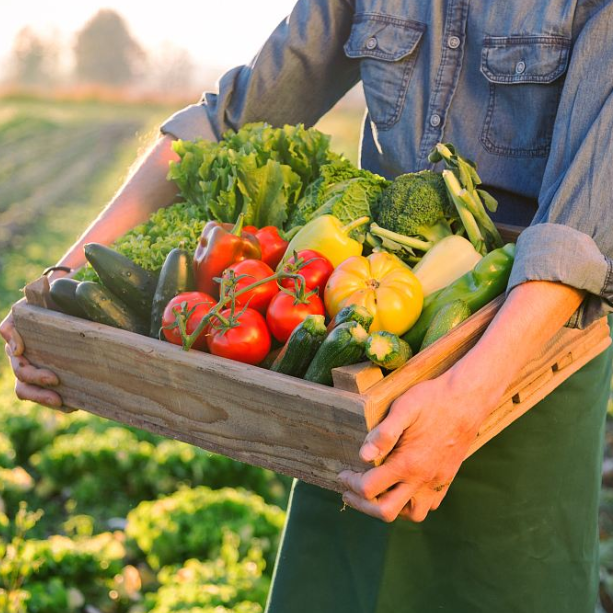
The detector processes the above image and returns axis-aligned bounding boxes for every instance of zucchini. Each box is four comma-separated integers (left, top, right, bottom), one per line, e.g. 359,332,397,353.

259,348,283,370
304,321,369,386
365,331,412,370
84,243,157,321
420,299,471,351
150,248,196,338
326,304,374,333
271,315,327,377
75,281,148,335
49,278,88,318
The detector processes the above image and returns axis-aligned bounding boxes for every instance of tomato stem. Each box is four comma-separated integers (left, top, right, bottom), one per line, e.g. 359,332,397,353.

174,263,311,351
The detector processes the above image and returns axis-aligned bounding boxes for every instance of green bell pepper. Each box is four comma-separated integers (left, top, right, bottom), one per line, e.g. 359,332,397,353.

403,243,516,351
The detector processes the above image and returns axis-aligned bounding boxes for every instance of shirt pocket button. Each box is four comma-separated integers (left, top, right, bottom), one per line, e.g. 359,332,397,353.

343,15,426,130
448,36,461,49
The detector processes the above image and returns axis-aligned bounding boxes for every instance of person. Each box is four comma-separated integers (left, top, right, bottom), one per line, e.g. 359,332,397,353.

3,0,613,611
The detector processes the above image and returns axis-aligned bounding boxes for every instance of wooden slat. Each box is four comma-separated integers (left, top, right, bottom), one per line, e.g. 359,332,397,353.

362,315,610,456
13,302,370,493
467,335,611,456
512,369,554,404
332,362,384,394
13,290,611,493
362,295,506,430
24,276,52,309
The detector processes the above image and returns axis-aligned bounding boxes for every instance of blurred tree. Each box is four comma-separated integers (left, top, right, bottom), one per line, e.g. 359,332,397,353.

74,9,145,86
6,27,59,86
148,42,195,94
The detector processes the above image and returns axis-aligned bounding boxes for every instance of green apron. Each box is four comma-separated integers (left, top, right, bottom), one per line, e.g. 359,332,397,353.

266,334,612,613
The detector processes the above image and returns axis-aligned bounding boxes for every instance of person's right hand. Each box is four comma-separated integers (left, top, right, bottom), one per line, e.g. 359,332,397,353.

1,306,63,409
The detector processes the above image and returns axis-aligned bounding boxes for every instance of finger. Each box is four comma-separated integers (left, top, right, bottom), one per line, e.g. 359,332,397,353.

429,489,448,511
0,315,24,356
343,482,415,523
338,465,421,501
398,490,440,523
6,347,59,386
359,404,416,463
398,481,452,521
14,380,62,409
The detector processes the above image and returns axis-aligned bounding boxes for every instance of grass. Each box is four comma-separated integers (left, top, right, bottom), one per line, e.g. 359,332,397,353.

0,94,364,612
0,99,174,319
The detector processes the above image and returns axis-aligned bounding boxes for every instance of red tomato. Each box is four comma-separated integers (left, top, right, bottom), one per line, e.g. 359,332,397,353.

255,226,289,269
162,291,216,350
207,307,271,365
266,291,325,343
226,259,279,313
280,250,334,298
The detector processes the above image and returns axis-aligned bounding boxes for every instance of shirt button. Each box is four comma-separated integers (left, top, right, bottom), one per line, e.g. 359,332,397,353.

515,60,526,74
448,36,461,49
430,114,441,127
366,37,378,50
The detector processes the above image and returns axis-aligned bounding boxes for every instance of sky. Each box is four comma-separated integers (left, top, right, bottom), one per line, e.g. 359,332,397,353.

0,0,298,76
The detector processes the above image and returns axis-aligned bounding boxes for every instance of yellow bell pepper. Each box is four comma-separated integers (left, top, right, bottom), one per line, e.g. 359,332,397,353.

280,215,370,269
324,252,423,335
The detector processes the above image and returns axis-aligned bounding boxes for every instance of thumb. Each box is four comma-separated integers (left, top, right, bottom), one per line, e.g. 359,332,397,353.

360,400,415,463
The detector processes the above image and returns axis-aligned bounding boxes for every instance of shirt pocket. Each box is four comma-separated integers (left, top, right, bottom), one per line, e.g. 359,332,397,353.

480,35,571,157
344,13,425,131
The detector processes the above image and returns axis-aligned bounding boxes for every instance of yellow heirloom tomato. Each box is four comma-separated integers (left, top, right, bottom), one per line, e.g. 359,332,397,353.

324,252,423,335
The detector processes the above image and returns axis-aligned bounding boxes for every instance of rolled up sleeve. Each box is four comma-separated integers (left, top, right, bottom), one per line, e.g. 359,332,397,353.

507,3,613,328
161,0,359,142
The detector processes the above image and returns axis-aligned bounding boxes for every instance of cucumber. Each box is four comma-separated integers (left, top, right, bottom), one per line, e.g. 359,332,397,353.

49,278,88,318
84,243,157,321
365,331,412,370
75,281,148,335
326,304,374,333
150,248,196,338
271,315,327,377
304,321,369,386
420,300,471,351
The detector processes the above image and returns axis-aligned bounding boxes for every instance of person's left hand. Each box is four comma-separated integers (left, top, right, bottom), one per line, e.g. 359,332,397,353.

337,365,502,522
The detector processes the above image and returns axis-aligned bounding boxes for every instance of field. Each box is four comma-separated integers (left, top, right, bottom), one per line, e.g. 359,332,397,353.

2,94,613,613
0,94,362,613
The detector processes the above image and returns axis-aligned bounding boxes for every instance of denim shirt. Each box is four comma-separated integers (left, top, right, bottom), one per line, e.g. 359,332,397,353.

162,0,613,327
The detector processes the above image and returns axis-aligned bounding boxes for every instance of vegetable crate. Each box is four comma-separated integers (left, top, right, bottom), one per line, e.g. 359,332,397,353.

13,225,611,493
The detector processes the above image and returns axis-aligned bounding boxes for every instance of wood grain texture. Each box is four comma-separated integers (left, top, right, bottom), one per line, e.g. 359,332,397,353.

362,295,506,430
332,362,384,394
24,276,52,309
13,302,370,493
467,335,611,456
12,299,611,493
362,314,610,455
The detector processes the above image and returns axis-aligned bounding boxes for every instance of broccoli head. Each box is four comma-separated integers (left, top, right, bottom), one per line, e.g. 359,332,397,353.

376,170,456,245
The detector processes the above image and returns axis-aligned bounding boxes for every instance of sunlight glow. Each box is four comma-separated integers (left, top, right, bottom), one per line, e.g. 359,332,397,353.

1,0,299,75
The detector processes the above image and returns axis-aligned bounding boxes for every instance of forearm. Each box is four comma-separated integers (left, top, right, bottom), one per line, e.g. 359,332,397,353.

340,280,587,521
448,280,585,424
54,134,180,272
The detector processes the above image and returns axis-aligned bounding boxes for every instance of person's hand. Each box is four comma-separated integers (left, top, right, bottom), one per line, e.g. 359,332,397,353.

1,306,63,409
337,365,502,523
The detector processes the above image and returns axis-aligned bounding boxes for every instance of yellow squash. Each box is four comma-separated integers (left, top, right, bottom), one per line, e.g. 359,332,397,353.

324,252,423,335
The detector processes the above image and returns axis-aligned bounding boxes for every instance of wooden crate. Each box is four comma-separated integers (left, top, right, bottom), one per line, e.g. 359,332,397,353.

13,226,612,493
